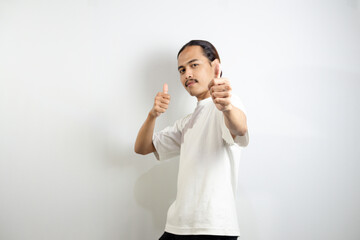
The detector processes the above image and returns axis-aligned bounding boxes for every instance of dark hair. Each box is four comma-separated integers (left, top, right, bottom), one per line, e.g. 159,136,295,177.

177,40,221,63
177,40,222,77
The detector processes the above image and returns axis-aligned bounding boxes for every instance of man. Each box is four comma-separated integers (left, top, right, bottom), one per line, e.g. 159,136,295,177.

135,40,249,240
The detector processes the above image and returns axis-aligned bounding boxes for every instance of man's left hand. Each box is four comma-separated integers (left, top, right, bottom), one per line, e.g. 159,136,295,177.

208,63,233,112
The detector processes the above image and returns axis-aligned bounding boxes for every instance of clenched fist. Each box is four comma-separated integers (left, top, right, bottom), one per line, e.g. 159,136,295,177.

150,83,171,118
208,63,233,112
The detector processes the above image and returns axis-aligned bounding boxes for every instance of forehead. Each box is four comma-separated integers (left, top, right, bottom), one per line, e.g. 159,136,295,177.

177,45,207,67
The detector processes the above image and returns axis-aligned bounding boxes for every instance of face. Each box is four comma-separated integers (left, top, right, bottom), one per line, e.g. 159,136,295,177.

177,46,218,101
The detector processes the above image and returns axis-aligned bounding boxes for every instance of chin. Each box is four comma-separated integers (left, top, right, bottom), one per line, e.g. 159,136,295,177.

187,89,198,97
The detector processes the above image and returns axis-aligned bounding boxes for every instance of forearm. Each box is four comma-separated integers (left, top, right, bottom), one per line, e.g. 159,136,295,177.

134,113,157,155
223,105,248,137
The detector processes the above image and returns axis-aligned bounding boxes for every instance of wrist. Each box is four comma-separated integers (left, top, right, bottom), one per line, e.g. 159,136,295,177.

222,104,233,113
148,110,158,120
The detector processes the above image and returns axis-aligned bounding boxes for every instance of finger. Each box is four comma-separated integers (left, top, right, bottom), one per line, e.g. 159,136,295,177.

160,99,170,104
163,93,171,100
161,103,169,109
154,103,168,111
215,62,221,78
157,102,168,109
212,78,229,86
154,106,166,113
155,97,170,105
210,84,232,93
163,83,168,94
157,93,170,100
213,97,231,105
211,91,231,98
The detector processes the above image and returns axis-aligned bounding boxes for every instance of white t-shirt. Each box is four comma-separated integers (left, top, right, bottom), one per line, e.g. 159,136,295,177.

152,95,249,236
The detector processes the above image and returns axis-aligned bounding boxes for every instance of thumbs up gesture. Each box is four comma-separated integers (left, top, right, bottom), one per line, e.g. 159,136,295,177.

208,63,233,112
150,83,171,118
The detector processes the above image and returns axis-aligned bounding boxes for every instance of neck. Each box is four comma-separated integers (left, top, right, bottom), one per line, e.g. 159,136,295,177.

196,91,211,101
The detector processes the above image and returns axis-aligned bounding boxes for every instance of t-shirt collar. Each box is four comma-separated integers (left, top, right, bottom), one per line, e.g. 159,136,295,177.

197,97,212,107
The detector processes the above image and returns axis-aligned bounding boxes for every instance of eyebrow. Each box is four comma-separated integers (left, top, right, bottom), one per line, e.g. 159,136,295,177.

178,59,199,70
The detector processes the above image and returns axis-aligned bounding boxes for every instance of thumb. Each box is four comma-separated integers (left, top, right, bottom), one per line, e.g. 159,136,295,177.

163,83,168,94
215,62,221,78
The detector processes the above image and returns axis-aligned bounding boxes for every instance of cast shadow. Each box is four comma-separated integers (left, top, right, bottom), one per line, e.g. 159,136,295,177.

134,158,179,232
132,49,182,232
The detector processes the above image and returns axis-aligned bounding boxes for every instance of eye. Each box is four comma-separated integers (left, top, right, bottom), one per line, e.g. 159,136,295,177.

179,68,185,74
191,63,198,68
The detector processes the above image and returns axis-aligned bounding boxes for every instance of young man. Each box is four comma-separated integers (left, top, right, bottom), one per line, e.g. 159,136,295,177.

135,40,249,240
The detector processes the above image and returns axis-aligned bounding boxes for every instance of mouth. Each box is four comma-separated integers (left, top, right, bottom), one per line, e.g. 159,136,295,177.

185,79,198,87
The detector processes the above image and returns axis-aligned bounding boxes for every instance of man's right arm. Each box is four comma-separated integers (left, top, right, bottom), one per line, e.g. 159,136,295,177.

134,84,170,155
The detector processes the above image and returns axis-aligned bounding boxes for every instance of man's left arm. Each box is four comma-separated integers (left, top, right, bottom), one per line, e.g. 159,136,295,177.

208,63,248,138
223,105,248,138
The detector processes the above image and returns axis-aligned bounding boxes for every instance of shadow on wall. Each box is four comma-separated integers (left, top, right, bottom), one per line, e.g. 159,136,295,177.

133,49,181,232
136,47,179,108
134,46,191,128
134,158,179,232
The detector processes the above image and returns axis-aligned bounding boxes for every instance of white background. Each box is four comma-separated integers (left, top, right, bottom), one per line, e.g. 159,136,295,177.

1,0,360,239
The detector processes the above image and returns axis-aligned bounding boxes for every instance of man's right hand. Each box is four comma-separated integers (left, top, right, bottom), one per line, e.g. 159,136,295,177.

149,83,170,118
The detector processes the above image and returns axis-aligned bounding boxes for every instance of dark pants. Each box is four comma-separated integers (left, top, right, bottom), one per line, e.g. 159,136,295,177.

159,232,238,240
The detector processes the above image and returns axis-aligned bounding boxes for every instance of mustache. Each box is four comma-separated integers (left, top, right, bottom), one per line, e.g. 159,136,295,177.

185,79,198,87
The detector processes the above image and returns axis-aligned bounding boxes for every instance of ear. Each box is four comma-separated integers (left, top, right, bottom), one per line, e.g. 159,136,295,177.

211,59,220,66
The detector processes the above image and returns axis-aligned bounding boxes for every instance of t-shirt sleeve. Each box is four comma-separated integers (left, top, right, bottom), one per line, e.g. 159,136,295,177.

221,95,249,147
152,115,189,161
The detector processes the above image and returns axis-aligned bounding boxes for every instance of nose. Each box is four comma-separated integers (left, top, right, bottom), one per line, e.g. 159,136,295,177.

185,69,193,79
